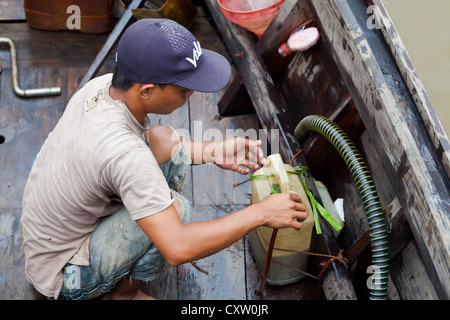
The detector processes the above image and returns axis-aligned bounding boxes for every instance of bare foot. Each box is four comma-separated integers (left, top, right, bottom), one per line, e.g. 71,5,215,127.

101,289,156,300
133,290,157,300
100,276,156,300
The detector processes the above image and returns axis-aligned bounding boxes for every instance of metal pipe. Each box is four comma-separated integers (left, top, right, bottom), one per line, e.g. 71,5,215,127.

0,37,61,97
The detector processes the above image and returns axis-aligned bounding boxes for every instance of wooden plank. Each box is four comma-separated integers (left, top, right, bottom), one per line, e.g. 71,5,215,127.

390,241,439,299
0,20,111,299
258,0,313,75
288,93,364,180
189,91,258,206
216,0,313,116
0,66,86,299
307,0,450,298
0,208,41,299
204,0,357,300
217,74,254,117
358,132,413,260
244,235,318,300
0,23,110,69
0,0,25,21
0,67,79,208
204,0,303,165
177,205,247,299
142,266,178,300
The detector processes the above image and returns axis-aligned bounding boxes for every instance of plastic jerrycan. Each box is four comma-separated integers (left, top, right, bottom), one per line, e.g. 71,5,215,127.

249,154,315,285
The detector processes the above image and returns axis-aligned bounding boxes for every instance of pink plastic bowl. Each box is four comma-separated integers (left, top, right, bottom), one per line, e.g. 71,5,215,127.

218,0,285,37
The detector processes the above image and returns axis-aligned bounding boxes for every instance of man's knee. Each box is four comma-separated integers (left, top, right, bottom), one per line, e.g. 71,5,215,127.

145,125,181,166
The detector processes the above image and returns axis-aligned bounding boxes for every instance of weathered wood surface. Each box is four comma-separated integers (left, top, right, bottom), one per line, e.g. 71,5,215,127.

177,205,248,300
307,0,450,299
217,0,313,116
204,0,357,300
204,0,300,164
0,0,25,21
0,67,87,299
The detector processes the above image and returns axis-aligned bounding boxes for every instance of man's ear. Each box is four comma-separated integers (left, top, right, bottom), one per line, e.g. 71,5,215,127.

138,84,156,99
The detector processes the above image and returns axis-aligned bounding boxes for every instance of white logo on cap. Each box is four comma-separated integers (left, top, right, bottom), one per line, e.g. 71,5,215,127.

186,41,202,68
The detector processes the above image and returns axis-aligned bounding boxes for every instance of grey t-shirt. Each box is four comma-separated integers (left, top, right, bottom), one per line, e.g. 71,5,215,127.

21,74,173,299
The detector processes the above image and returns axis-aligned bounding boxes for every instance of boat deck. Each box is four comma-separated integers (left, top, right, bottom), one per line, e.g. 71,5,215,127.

0,2,317,299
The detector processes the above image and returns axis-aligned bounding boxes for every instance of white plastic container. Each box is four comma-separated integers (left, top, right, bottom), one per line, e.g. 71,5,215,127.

314,180,345,237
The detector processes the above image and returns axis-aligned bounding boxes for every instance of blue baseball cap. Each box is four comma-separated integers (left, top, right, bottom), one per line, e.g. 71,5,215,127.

116,18,231,92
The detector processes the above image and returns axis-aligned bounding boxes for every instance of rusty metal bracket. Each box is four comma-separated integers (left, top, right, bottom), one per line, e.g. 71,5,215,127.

0,37,61,97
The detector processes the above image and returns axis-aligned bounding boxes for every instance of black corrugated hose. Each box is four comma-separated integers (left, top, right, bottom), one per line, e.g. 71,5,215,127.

294,115,389,300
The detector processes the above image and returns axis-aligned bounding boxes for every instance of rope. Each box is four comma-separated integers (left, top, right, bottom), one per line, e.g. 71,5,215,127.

254,226,349,294
289,149,303,166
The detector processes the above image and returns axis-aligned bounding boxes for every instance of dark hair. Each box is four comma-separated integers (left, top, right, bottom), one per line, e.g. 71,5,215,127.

111,65,167,91
111,65,135,91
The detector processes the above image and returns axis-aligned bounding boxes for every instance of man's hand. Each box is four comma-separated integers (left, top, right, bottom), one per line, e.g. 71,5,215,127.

256,192,307,230
209,137,266,174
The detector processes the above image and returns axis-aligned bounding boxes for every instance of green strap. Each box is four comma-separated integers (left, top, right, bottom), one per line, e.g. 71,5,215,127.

251,166,343,234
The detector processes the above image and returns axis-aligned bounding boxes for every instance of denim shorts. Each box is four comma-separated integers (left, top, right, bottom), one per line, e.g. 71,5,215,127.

56,127,191,300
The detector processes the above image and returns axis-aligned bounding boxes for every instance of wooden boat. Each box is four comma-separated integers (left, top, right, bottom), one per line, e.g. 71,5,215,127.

0,0,448,300
204,0,450,300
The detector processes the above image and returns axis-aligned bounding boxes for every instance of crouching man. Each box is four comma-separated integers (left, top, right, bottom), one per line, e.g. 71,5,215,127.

21,18,307,300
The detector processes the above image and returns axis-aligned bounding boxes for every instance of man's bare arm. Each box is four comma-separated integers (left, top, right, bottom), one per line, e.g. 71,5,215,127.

136,192,307,266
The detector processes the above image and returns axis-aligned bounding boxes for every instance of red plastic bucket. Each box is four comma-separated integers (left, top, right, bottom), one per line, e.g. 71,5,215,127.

218,0,285,38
